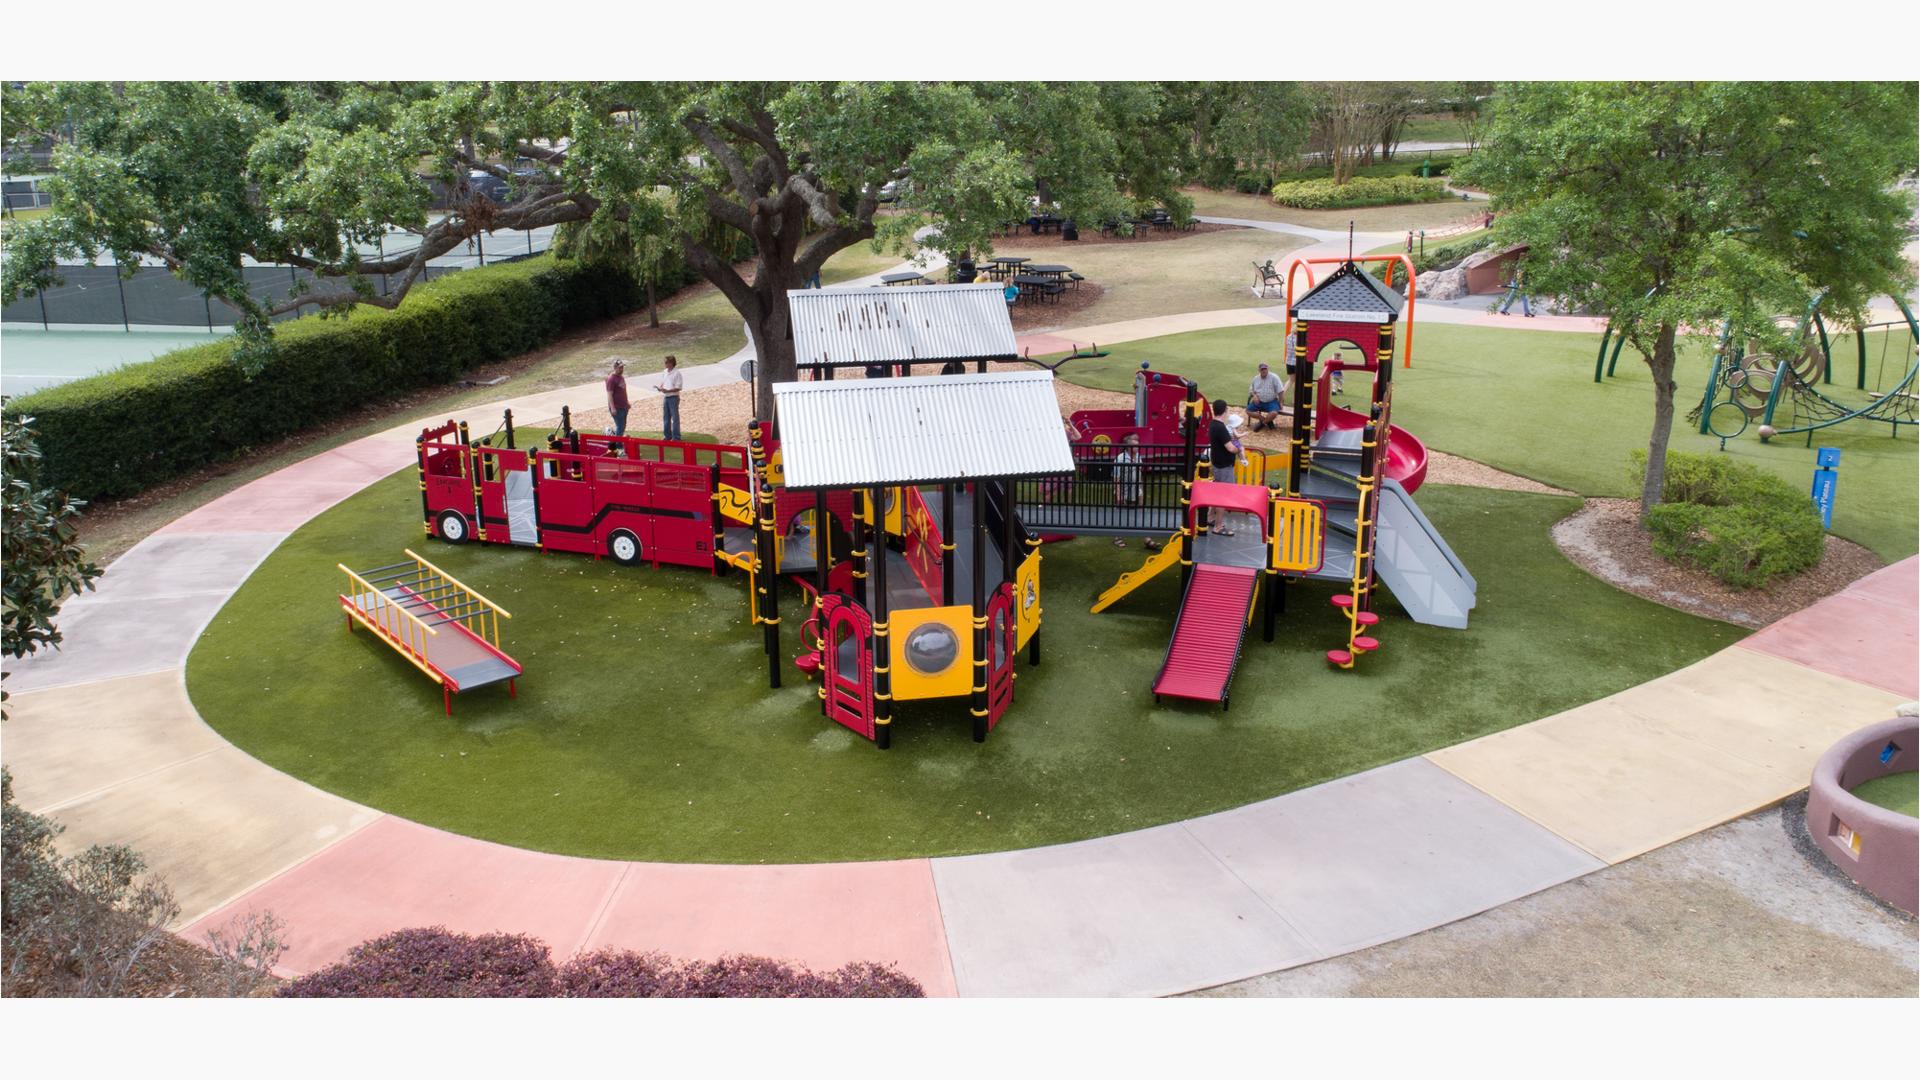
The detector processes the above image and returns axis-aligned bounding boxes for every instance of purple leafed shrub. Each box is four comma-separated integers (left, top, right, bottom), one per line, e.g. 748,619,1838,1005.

278,927,925,999
277,927,557,998
555,949,697,998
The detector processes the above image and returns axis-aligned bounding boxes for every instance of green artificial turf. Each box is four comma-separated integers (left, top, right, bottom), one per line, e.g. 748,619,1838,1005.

1849,773,1918,818
187,451,1744,863
1049,323,1919,562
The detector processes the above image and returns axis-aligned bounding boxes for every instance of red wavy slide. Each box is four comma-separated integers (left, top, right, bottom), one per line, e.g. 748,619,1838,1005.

1152,565,1259,708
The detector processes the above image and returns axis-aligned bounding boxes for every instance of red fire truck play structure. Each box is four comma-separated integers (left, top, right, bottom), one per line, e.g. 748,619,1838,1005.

417,406,769,571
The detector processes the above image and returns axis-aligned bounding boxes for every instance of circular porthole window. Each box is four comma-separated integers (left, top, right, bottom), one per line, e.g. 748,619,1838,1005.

904,622,960,675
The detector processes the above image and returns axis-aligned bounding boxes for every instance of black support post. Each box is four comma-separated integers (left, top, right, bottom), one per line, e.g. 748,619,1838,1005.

941,483,956,606
1288,320,1313,498
870,484,892,749
970,483,990,742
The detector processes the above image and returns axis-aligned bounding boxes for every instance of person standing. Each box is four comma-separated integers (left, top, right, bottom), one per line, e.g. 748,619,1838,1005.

1246,361,1287,431
1207,399,1243,537
605,359,631,436
655,354,684,440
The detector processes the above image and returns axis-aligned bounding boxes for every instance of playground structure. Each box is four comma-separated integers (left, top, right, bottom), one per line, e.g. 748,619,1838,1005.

366,265,1472,727
751,371,1069,748
416,408,762,570
339,550,521,715
1588,289,1920,445
1696,293,1919,444
1020,256,1475,704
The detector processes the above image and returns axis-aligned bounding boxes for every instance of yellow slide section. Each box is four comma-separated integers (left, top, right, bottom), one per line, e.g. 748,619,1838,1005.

1090,535,1185,613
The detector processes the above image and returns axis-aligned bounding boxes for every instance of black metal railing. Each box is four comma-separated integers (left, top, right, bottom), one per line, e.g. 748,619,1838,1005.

1014,442,1190,536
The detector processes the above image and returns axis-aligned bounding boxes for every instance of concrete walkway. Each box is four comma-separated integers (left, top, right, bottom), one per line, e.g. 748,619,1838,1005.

3,249,1912,995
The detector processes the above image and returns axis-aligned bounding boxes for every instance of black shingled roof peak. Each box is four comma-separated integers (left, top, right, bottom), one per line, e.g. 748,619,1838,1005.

1290,260,1405,319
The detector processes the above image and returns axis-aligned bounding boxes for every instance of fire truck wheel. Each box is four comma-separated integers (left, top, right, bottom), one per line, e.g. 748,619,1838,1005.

608,529,643,566
435,510,469,544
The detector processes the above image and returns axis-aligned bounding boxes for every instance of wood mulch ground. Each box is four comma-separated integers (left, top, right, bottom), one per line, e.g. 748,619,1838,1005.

1551,497,1883,629
1007,283,1106,333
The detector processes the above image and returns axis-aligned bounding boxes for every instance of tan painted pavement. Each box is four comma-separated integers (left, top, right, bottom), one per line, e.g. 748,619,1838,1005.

1427,648,1907,864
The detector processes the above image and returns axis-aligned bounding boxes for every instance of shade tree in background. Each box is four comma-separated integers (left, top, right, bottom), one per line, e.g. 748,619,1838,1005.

1459,80,1919,519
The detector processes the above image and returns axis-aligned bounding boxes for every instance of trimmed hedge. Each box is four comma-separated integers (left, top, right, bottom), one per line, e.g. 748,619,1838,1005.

2,254,663,502
1633,450,1826,589
277,927,926,998
1270,175,1451,210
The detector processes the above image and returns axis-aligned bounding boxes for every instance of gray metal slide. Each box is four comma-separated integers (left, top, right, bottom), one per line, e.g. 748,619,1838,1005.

1300,466,1477,629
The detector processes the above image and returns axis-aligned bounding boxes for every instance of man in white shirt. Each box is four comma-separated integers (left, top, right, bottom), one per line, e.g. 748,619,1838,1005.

656,354,684,441
1246,361,1288,431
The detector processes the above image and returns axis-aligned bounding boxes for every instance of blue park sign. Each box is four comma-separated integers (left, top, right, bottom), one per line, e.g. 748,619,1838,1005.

1810,447,1841,529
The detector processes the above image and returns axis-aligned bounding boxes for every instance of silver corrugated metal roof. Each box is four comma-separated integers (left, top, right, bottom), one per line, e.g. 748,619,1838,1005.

771,370,1073,489
788,283,1018,367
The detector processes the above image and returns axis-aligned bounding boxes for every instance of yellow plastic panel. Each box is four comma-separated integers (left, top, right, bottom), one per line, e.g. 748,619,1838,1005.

1015,553,1043,648
890,605,975,701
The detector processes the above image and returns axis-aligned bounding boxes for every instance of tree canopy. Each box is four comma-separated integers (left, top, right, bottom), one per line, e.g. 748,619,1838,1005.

4,80,1308,419
1459,81,1918,516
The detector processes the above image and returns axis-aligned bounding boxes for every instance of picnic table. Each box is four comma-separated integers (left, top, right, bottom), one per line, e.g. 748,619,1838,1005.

984,256,1029,281
1025,264,1072,277
879,271,929,286
1011,274,1066,304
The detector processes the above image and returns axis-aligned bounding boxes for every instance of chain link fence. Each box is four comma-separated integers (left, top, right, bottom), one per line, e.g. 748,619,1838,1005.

1,225,557,329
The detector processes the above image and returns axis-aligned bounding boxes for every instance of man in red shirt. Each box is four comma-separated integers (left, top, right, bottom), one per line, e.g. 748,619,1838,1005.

606,359,630,435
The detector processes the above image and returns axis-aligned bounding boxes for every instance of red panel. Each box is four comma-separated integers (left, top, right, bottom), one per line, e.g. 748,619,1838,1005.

533,462,597,555
640,461,714,568
986,584,1017,730
904,487,944,605
822,599,876,740
1152,566,1258,703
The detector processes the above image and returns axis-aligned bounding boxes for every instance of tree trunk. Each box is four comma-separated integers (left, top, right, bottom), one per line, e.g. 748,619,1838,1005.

748,263,800,428
646,279,658,329
1639,321,1680,524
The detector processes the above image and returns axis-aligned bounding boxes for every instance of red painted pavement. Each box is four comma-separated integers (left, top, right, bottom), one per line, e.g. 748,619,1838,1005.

1737,556,1919,699
184,814,958,996
162,441,405,535
583,860,956,997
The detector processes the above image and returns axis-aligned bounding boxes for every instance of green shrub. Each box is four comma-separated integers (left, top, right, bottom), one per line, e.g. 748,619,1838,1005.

1269,175,1451,210
2,255,665,502
1631,450,1825,588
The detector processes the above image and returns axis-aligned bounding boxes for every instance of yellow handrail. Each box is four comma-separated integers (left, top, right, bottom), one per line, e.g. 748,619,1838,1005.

403,549,512,620
339,563,445,685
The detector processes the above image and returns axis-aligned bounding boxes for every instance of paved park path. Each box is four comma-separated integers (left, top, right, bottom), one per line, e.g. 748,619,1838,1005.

5,225,1914,996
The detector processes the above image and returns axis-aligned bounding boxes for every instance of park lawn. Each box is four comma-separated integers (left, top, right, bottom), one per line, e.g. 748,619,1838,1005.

987,228,1310,327
1397,114,1474,145
187,453,1743,863
1184,186,1486,234
1049,323,1919,562
819,241,913,285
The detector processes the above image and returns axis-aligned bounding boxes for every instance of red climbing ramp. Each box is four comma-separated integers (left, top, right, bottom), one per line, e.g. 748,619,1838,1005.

1152,564,1260,709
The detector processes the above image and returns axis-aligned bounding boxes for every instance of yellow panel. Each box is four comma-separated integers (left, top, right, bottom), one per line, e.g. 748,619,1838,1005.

1270,497,1325,573
890,605,975,701
855,487,904,535
766,448,786,486
1015,552,1043,647
715,483,754,525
